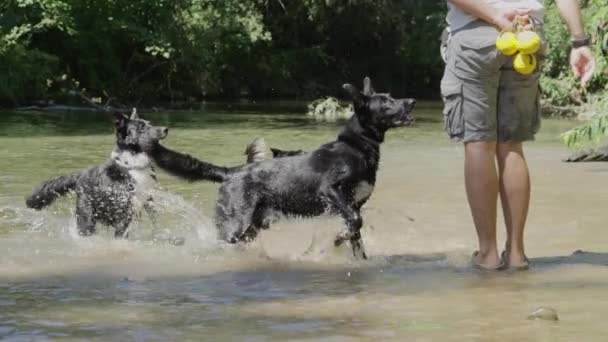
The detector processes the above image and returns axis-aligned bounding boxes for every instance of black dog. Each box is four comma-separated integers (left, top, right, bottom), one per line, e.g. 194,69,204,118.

150,77,415,259
26,111,168,237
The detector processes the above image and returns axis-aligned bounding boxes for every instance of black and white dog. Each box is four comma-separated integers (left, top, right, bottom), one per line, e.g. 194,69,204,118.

150,77,416,259
26,110,169,237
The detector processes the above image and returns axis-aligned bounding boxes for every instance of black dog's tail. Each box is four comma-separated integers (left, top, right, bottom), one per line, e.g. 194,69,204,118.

26,173,80,209
270,148,305,158
151,143,239,183
151,138,303,182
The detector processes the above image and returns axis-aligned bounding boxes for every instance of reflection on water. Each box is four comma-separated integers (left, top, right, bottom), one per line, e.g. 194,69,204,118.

1,103,607,340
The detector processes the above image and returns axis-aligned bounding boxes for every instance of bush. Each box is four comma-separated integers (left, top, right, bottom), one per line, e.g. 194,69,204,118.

561,97,608,148
0,45,59,106
306,97,353,122
0,0,448,104
542,0,608,113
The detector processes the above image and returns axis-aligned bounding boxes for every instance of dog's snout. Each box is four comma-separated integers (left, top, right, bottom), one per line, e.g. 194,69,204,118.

400,98,416,110
163,127,169,135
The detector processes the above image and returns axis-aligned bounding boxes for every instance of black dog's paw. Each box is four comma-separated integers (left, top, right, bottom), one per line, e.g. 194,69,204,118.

350,238,368,260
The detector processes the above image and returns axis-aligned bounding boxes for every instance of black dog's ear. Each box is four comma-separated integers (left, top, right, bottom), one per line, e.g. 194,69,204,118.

343,83,365,108
362,76,374,96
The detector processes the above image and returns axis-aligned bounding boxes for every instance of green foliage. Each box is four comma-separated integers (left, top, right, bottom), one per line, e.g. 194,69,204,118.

561,113,608,148
306,97,352,122
0,45,59,105
543,0,608,148
561,96,608,148
0,0,71,104
0,0,447,104
542,0,608,109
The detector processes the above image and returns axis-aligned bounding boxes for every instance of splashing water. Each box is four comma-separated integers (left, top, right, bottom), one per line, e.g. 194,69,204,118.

2,107,608,341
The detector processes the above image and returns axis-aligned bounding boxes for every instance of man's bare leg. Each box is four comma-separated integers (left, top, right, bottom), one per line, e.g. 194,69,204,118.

465,141,501,269
497,142,530,267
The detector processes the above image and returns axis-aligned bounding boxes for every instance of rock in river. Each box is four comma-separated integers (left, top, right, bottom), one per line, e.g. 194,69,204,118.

527,307,559,321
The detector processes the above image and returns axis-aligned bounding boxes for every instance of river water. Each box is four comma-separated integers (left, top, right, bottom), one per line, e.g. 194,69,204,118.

1,103,607,341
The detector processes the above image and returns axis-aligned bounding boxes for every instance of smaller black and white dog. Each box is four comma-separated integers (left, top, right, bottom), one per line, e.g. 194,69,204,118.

26,110,168,237
150,77,416,259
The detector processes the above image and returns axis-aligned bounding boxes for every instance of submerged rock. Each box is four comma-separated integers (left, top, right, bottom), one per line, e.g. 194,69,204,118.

527,307,559,321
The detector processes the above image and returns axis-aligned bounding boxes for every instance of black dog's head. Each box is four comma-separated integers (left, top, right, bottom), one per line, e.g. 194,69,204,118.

114,109,168,152
343,77,416,133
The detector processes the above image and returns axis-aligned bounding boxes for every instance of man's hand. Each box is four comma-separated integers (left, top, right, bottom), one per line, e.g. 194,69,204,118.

491,8,531,31
570,46,595,86
447,1,532,31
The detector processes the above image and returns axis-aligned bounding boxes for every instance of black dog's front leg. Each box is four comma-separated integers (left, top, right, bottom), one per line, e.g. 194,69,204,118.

76,195,96,236
325,188,367,259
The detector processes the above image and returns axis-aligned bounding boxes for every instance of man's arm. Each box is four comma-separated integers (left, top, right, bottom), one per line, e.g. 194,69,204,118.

556,0,595,85
448,0,530,30
556,0,586,38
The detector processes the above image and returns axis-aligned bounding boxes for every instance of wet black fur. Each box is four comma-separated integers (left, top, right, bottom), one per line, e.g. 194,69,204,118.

150,78,416,259
25,112,168,237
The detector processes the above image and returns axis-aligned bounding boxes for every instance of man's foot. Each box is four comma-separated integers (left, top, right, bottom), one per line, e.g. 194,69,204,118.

472,250,505,271
501,250,530,271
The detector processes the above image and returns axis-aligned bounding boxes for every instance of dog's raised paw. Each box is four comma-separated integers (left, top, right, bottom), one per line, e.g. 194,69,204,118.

334,230,358,247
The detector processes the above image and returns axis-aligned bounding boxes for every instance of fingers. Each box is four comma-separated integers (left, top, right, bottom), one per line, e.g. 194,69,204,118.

571,48,596,86
570,52,582,78
581,58,595,85
496,18,514,31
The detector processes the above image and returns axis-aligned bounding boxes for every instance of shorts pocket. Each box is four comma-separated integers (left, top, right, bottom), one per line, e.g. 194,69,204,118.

453,28,501,78
441,81,464,138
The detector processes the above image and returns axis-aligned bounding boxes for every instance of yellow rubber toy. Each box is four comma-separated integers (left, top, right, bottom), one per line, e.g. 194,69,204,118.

516,30,541,54
496,31,519,56
513,53,537,75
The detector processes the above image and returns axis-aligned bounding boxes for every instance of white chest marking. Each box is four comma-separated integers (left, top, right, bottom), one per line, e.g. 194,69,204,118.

111,149,155,210
129,168,156,211
353,181,374,203
111,149,151,169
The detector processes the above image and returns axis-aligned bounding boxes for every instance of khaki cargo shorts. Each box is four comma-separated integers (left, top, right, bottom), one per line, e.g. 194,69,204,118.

441,20,544,142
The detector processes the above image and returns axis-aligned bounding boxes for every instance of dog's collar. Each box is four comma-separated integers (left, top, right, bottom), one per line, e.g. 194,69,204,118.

341,115,384,146
360,128,383,145
111,149,152,170
339,128,382,148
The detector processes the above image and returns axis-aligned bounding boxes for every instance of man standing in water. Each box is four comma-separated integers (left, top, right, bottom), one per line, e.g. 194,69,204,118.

442,0,595,270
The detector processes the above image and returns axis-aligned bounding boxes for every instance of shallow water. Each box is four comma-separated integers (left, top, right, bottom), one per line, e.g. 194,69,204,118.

1,103,607,341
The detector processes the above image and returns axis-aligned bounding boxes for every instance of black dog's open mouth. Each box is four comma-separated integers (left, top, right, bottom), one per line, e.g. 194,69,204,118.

392,110,416,127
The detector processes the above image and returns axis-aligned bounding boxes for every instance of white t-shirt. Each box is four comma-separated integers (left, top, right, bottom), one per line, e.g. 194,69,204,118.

447,0,544,31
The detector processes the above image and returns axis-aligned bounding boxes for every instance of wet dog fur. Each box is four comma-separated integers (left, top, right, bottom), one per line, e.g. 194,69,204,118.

26,111,169,237
150,77,416,259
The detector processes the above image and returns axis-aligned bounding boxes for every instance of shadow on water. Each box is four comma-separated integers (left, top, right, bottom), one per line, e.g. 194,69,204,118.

2,250,606,291
379,250,608,273
1,249,607,339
